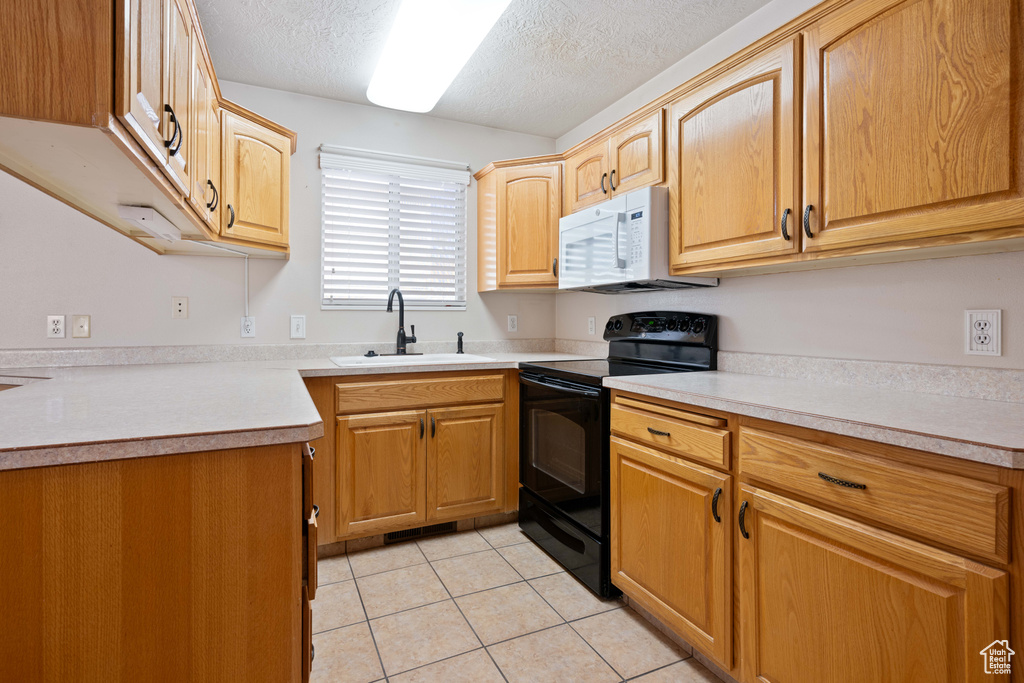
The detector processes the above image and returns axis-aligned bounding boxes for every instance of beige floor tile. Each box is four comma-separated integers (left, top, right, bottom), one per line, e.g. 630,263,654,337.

632,658,720,682
318,555,352,585
313,580,366,633
497,541,564,580
487,624,619,683
477,522,530,548
456,582,563,645
528,571,623,621
431,549,522,597
388,649,504,683
572,607,684,679
348,541,426,578
357,563,450,619
310,622,383,683
416,530,491,561
370,600,480,676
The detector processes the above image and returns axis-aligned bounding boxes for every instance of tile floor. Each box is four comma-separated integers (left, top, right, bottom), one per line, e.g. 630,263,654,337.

312,523,723,683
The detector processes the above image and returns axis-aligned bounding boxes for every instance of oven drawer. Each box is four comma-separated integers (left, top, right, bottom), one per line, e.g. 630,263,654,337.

739,427,1010,563
337,374,504,414
610,396,729,468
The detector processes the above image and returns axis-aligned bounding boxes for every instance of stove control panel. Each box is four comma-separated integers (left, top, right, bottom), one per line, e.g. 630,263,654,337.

603,311,717,346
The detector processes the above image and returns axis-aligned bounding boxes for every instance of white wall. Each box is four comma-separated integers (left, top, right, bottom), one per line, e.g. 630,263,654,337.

553,0,1024,369
0,83,555,350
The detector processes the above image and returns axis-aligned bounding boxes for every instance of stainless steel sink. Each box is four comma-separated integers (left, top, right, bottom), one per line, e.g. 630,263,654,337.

330,353,494,368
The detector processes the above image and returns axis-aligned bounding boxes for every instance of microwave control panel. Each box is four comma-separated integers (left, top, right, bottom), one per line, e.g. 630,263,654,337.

629,210,645,269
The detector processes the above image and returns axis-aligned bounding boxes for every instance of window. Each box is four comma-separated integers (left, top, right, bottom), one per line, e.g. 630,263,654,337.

320,146,470,310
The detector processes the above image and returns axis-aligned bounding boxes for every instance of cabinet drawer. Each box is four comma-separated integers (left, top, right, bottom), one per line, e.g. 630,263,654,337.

610,397,729,468
739,427,1010,563
336,374,504,414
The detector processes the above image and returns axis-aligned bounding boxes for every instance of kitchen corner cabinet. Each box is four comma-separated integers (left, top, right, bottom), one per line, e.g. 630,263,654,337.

475,158,562,291
564,109,663,214
668,39,800,270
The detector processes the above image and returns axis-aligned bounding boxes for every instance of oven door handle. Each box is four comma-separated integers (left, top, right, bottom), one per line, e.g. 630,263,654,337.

519,374,601,398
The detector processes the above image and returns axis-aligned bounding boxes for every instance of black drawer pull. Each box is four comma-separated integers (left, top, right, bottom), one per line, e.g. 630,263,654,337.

818,472,866,490
312,504,319,518
711,488,722,523
431,416,436,438
420,417,424,439
738,501,750,539
647,427,671,437
308,446,315,460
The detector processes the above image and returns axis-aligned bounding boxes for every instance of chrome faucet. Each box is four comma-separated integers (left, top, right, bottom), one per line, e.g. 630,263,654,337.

386,288,417,354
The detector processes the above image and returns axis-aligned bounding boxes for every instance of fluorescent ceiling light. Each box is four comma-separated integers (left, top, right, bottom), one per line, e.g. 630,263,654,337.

367,0,513,113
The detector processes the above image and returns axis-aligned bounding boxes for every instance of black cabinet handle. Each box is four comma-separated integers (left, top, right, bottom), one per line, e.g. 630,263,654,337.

739,501,750,539
431,416,436,438
308,446,315,460
552,257,558,277
227,204,235,228
163,104,180,150
311,643,314,663
781,208,791,241
609,169,617,192
206,180,219,211
712,488,722,523
600,172,608,194
420,417,424,439
818,472,867,490
647,427,671,437
803,204,814,238
312,504,319,518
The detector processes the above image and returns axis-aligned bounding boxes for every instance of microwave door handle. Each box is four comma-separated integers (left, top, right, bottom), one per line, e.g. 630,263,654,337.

611,211,627,269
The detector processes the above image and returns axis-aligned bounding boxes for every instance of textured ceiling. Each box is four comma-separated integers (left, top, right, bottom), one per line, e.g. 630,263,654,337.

197,0,773,138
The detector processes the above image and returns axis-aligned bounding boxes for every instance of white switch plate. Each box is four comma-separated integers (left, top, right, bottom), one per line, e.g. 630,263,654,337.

71,315,91,338
965,309,1001,356
241,316,256,338
507,315,518,333
172,297,188,319
290,315,306,339
47,315,65,339
588,317,596,335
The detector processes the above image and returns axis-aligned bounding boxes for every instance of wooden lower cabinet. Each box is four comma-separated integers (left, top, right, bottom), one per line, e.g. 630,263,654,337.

610,437,732,665
428,403,504,520
737,484,1009,683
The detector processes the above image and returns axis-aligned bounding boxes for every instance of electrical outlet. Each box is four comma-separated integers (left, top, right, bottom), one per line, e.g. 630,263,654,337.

290,315,306,339
588,317,596,335
71,315,91,338
47,315,65,339
965,310,1001,356
172,297,188,319
507,315,518,333
240,316,256,338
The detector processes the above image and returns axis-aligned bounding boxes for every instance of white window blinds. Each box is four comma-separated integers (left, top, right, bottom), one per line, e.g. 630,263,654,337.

320,146,470,310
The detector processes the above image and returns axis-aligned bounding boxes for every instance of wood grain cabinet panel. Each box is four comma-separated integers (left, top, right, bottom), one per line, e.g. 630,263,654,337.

497,164,561,287
802,0,1024,251
669,39,800,269
611,438,732,665
738,484,1009,683
564,140,611,213
608,109,663,196
427,403,504,521
610,400,730,469
221,109,290,246
119,0,172,166
336,410,427,538
336,374,504,414
188,37,216,224
163,0,191,196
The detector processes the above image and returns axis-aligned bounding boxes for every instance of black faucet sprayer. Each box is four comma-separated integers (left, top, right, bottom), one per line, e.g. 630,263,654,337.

457,332,464,354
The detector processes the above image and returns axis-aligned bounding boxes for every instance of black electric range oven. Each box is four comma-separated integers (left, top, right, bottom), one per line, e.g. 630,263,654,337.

518,311,718,597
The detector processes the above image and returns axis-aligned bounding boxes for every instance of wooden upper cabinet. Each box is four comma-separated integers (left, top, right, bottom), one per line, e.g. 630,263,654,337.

611,438,733,666
496,163,561,287
669,39,801,270
564,139,611,213
336,411,427,538
802,0,1024,252
738,484,1009,683
188,39,215,225
427,404,504,521
163,0,191,196
119,0,172,165
608,109,663,196
221,109,290,246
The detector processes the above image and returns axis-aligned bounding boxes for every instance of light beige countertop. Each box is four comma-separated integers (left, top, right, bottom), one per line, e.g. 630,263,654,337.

604,372,1024,469
0,352,595,470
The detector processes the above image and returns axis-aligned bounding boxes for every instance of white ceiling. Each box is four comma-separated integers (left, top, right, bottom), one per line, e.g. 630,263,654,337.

197,0,774,139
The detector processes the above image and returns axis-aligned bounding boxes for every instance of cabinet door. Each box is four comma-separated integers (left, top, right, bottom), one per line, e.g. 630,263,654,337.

163,0,191,196
497,164,560,287
120,0,171,165
188,40,213,222
564,140,610,213
737,485,1009,683
336,411,427,538
427,404,503,521
802,0,1024,252
609,110,663,196
610,438,732,666
669,39,800,270
221,110,291,246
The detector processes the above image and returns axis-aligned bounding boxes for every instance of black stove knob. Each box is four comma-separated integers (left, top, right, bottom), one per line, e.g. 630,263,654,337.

691,317,706,335
605,320,614,331
613,319,623,331
666,318,678,331
678,316,691,333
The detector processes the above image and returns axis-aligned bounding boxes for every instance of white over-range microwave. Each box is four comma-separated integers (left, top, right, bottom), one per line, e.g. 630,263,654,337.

557,186,718,293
